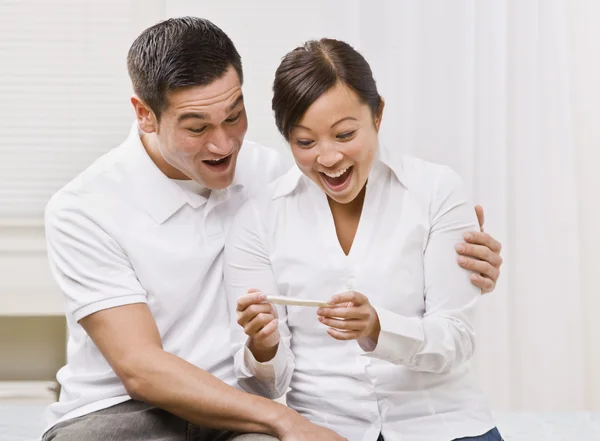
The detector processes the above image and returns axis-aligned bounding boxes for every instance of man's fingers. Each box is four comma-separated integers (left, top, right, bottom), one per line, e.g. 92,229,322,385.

464,231,502,254
458,256,500,283
470,274,496,294
455,243,503,268
475,205,485,232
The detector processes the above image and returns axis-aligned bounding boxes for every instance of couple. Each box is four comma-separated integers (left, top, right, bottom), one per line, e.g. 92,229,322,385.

42,17,503,441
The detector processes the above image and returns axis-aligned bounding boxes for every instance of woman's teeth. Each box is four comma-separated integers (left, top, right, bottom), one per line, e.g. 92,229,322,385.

323,167,349,178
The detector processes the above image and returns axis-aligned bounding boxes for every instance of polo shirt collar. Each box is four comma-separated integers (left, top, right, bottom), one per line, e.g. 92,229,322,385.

122,122,200,224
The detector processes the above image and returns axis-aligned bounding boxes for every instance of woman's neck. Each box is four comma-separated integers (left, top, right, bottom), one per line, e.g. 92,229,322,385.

327,185,367,255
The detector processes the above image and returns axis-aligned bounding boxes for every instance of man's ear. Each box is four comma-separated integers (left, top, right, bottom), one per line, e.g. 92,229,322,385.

131,94,158,133
375,97,385,132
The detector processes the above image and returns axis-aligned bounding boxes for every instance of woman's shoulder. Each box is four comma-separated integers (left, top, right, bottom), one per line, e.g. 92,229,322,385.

385,151,465,198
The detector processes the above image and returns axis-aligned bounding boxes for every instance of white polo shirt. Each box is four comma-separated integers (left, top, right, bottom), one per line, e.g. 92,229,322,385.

43,122,286,430
224,146,496,441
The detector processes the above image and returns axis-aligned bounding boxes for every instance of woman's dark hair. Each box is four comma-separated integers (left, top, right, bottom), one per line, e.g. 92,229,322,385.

272,38,382,140
127,17,243,120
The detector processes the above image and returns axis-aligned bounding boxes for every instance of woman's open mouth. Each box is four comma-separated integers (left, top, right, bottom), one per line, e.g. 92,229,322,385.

320,166,353,192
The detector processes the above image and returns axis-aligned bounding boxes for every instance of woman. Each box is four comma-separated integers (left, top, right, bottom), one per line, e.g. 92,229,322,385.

225,38,502,441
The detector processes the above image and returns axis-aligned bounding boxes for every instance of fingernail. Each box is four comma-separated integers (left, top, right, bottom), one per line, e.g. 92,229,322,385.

456,244,465,253
458,256,467,265
318,316,324,322
471,274,480,281
464,233,473,241
317,308,324,315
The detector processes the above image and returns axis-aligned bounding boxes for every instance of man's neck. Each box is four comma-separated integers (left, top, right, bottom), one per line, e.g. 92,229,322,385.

140,132,190,180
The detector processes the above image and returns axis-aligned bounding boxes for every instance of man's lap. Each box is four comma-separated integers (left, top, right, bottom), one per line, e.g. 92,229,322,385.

42,400,277,441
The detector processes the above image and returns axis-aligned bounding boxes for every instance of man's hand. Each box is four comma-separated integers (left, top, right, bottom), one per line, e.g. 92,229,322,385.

278,412,348,441
317,291,380,347
236,289,280,362
456,205,503,294
281,423,348,441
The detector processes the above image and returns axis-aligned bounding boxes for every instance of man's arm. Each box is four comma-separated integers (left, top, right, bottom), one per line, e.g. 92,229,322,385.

79,303,298,437
45,194,346,441
456,205,503,293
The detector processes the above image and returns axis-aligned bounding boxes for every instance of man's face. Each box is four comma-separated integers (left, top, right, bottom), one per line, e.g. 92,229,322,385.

150,66,248,190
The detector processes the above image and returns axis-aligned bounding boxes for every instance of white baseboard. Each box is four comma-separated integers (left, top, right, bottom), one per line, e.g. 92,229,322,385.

0,381,57,404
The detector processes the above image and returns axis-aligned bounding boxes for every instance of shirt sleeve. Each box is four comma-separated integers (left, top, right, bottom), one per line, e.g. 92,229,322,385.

45,192,147,322
360,167,481,373
224,198,294,399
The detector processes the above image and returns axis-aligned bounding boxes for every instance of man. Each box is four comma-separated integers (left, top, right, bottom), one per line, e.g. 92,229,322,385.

42,17,503,441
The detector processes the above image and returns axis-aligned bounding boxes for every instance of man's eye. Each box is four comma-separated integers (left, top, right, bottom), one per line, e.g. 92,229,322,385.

225,112,242,123
189,127,207,134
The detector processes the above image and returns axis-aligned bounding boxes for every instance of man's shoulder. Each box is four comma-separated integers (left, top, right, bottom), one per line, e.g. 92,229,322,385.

45,144,133,223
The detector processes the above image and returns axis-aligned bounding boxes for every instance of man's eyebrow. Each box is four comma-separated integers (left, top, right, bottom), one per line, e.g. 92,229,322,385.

178,112,209,123
177,95,244,123
227,95,244,113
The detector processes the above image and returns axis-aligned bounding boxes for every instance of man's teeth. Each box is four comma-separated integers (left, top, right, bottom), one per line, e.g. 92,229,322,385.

205,157,226,164
323,167,349,178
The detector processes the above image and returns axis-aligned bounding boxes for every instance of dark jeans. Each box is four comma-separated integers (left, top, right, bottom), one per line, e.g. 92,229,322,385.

377,427,502,441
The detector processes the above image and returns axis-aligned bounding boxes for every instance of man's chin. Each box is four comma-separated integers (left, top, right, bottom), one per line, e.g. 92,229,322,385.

199,173,235,191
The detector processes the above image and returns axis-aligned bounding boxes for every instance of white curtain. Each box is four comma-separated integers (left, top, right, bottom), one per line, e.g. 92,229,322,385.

167,0,598,411
358,0,586,411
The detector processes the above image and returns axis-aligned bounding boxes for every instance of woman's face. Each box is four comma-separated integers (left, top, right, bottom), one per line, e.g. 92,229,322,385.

289,82,383,205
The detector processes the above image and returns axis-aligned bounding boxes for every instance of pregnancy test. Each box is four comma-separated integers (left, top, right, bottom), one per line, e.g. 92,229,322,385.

265,296,330,307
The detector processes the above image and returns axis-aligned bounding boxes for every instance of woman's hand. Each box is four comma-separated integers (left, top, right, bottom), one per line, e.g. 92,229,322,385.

317,291,381,347
236,289,280,362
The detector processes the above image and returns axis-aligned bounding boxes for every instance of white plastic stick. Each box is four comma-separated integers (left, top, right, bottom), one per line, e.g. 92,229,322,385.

265,296,329,307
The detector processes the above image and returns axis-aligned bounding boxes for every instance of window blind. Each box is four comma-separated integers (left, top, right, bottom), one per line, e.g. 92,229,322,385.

0,0,140,222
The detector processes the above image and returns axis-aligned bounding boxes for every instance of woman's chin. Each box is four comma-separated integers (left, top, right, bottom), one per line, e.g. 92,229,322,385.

324,187,361,205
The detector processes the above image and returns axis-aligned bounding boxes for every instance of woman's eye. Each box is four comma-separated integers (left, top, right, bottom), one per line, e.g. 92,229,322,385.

337,130,356,140
296,139,314,148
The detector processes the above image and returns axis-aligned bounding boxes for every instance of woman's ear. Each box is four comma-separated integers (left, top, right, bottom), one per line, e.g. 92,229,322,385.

375,97,385,132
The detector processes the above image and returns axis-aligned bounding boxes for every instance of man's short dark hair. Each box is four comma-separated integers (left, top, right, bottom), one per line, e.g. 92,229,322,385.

127,16,243,120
